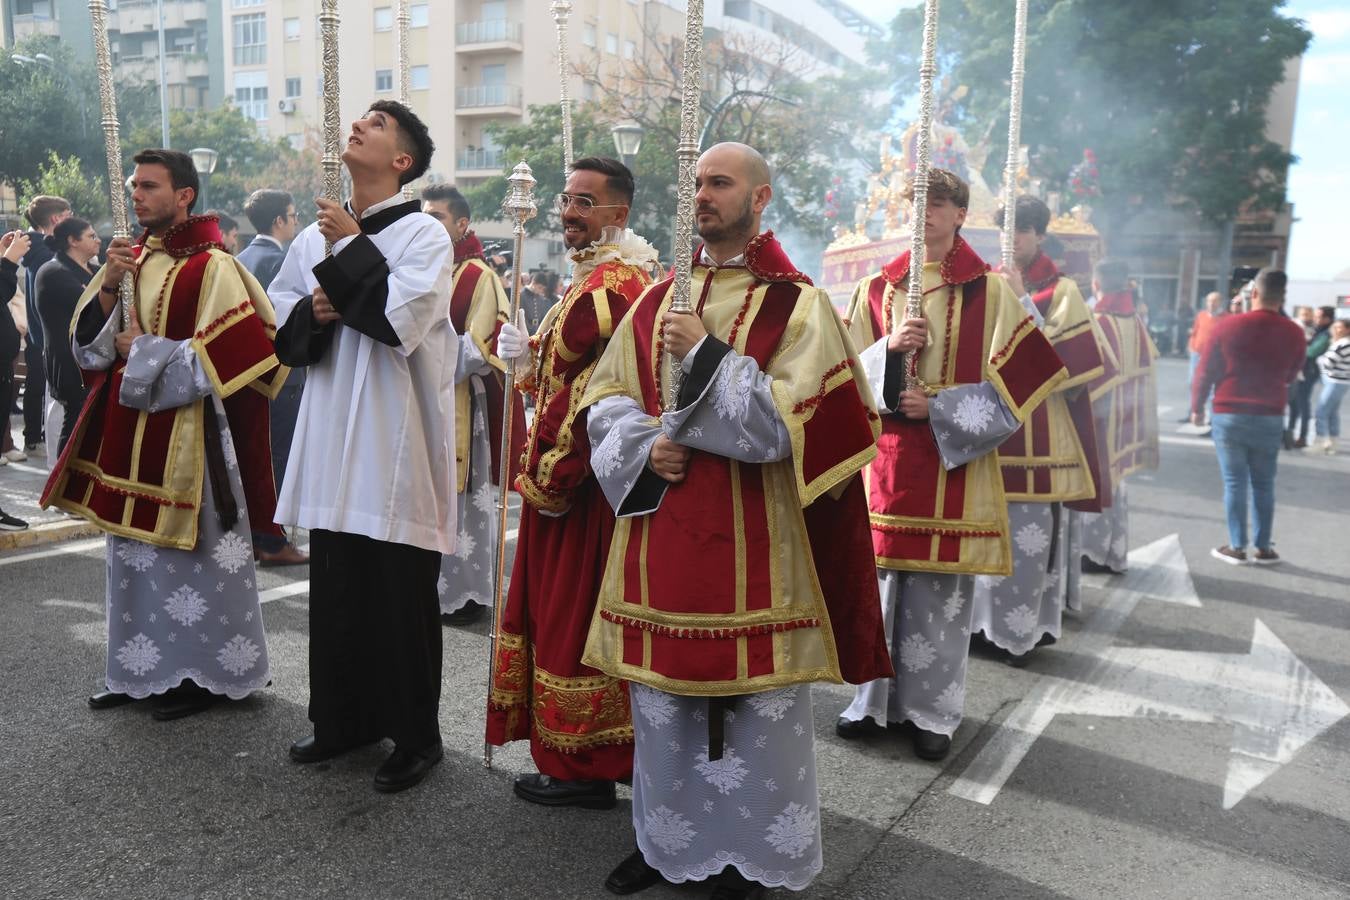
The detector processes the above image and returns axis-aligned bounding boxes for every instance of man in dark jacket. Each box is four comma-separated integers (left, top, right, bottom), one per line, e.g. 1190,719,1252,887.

238,188,307,566
34,216,101,456
20,195,72,456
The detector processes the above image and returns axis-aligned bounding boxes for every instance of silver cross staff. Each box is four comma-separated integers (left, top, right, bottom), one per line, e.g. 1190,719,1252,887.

485,161,537,770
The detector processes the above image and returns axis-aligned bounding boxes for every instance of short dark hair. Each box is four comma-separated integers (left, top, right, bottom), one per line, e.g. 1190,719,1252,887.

903,168,969,211
1094,258,1130,293
422,182,471,221
996,195,1052,236
49,216,92,254
1252,268,1288,302
132,149,200,212
569,156,635,206
209,209,237,232
1317,304,1335,320
243,189,294,234
24,195,71,229
367,100,434,186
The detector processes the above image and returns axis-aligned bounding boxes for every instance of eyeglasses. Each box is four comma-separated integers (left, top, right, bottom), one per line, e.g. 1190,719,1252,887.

552,193,625,218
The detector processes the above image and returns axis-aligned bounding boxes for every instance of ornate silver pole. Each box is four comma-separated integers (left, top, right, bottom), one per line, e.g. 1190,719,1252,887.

89,0,132,330
666,0,705,408
903,0,941,393
1000,0,1029,272
485,161,537,770
319,0,342,256
396,0,413,200
550,1,575,175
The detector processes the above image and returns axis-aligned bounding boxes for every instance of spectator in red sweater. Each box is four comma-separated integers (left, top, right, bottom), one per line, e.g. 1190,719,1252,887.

1191,269,1306,565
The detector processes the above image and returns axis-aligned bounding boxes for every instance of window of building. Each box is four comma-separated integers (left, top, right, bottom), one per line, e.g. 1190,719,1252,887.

582,23,597,47
411,65,430,90
606,33,618,54
374,7,393,31
231,0,264,8
375,68,394,92
232,13,266,66
410,3,429,27
481,1,506,20
481,63,506,86
624,40,636,60
285,77,301,99
284,17,300,41
233,70,268,122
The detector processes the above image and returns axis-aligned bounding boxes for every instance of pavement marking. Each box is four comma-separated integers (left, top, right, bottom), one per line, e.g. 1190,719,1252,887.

950,533,1348,809
5,460,51,476
0,537,105,568
257,528,517,604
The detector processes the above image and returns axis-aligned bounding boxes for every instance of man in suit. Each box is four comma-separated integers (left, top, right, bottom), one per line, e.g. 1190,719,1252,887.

239,189,307,566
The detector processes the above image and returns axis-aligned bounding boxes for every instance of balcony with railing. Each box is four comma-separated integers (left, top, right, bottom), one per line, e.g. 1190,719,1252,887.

457,148,505,173
456,84,522,115
113,0,209,33
456,19,524,52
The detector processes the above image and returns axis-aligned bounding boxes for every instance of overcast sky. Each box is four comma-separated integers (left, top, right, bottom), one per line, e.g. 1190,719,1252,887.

834,1,1342,281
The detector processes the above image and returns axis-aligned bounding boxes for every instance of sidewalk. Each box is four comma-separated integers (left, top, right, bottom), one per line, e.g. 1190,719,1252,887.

0,428,100,551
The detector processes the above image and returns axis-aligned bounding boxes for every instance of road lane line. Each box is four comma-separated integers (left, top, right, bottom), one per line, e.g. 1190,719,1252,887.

0,538,105,568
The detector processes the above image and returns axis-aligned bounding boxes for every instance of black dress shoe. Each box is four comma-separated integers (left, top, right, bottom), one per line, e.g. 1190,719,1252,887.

710,870,766,900
835,715,886,740
604,849,663,895
88,690,135,710
1080,557,1122,576
1004,649,1033,668
912,728,952,761
289,733,382,765
441,601,486,626
513,772,617,809
373,742,443,793
152,684,224,721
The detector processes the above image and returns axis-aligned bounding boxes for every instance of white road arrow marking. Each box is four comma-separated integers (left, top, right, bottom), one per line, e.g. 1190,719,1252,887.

950,534,1349,809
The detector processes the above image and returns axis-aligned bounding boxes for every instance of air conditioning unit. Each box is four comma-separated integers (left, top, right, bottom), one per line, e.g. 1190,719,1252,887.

278,99,297,114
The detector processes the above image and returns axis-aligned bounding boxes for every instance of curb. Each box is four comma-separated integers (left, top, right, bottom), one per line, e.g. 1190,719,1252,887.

0,519,103,553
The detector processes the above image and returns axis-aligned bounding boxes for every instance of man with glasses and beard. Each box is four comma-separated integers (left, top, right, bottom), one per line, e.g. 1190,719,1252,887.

490,156,658,811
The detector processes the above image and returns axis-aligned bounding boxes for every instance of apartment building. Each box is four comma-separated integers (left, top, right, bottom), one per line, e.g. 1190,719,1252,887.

2,0,225,109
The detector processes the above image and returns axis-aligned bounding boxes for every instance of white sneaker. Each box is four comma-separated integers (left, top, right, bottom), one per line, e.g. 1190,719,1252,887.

0,454,7,466
3,448,26,462
24,441,45,458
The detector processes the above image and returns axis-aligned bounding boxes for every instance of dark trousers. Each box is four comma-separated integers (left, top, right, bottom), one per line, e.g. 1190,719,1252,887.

252,379,304,554
0,358,15,453
1287,376,1317,442
308,529,443,751
22,340,44,446
55,391,86,457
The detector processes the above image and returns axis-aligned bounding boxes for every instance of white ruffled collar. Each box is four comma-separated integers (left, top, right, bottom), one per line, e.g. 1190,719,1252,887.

570,225,659,282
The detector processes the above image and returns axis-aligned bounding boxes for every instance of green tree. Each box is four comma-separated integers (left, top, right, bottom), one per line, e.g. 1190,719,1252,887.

124,104,298,214
0,36,100,188
18,152,109,226
871,0,1310,266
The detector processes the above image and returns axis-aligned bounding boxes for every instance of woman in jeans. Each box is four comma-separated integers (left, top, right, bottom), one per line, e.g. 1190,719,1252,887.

33,217,100,457
1313,319,1350,454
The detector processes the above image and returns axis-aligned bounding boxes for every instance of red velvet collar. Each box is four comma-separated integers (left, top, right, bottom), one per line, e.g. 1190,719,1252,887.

1021,249,1060,294
1095,291,1136,315
881,235,989,287
694,231,812,285
454,230,485,265
140,215,225,259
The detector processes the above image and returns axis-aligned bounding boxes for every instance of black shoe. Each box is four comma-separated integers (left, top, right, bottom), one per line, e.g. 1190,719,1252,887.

441,601,487,626
835,715,886,740
373,742,443,793
1282,430,1295,450
289,733,382,764
710,870,766,900
152,683,224,721
513,772,617,809
88,690,134,710
1080,557,1122,576
604,849,663,895
913,728,952,761
1004,649,1033,668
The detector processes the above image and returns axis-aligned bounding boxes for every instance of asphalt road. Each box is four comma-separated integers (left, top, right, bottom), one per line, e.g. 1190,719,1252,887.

1,358,1347,899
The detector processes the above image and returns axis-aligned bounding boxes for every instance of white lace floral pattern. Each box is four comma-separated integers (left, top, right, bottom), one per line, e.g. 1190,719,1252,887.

163,585,209,627
952,392,997,434
646,806,698,855
764,803,818,859
116,633,161,676
212,532,253,574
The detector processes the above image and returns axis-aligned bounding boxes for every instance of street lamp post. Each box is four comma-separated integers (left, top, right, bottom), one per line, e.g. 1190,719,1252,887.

189,147,219,211
610,121,644,171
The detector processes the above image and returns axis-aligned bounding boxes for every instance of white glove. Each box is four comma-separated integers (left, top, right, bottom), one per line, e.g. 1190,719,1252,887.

496,308,529,362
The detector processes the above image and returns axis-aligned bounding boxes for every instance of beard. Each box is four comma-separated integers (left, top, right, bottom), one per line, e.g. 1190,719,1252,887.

697,194,755,245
